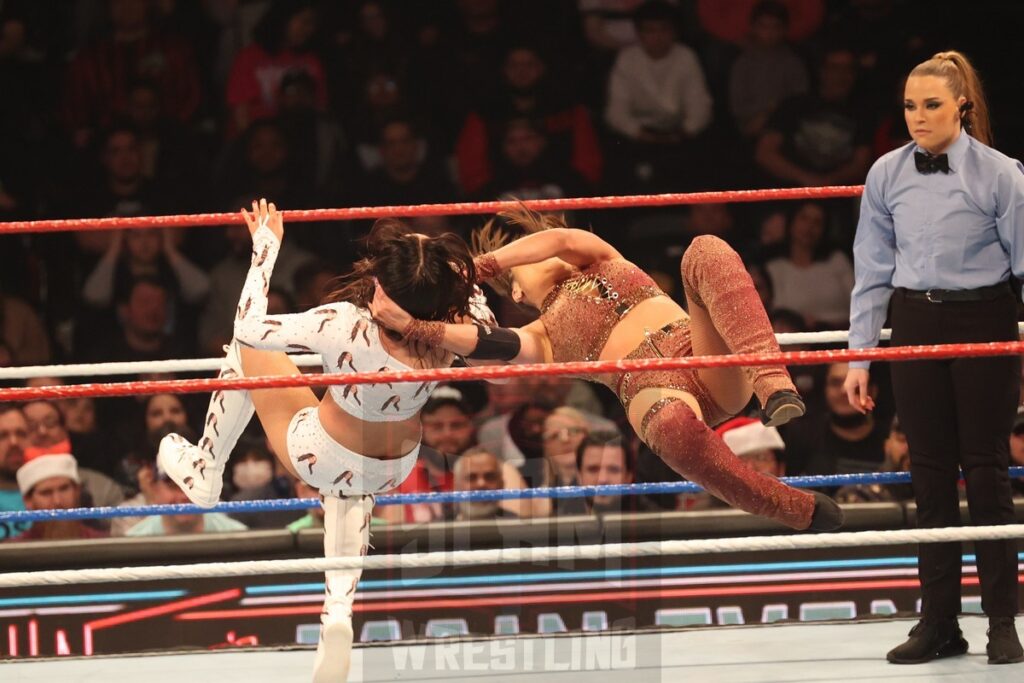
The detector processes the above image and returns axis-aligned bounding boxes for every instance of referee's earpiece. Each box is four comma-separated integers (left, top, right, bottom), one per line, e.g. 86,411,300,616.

959,101,974,131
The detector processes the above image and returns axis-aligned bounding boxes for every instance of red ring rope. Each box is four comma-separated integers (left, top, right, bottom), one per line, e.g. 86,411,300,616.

1,341,1019,402
0,186,864,235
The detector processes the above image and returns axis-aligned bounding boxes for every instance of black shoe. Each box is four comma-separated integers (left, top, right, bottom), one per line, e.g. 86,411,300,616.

988,617,1024,664
761,390,805,427
887,618,968,664
807,492,843,531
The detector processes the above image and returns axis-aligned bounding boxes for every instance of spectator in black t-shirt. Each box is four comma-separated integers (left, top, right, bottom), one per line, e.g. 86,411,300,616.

217,118,315,212
323,0,412,118
770,308,827,417
74,125,168,230
728,0,809,139
48,124,170,330
78,277,190,363
754,45,872,187
349,118,457,208
480,117,585,201
780,361,887,476
835,415,915,504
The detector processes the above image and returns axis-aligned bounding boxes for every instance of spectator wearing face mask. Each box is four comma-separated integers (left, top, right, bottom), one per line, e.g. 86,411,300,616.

784,362,888,477
227,435,303,529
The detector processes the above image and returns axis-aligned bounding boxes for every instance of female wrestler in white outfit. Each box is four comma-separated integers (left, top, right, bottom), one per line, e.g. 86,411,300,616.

158,200,495,681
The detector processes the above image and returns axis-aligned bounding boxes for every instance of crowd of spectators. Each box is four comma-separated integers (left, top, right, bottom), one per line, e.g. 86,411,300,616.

2,0,1022,539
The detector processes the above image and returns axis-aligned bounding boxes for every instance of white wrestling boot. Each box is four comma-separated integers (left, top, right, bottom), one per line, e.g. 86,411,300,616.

313,494,374,682
157,340,255,508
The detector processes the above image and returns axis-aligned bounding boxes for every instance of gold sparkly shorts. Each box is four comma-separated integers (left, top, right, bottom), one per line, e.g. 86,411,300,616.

612,318,732,429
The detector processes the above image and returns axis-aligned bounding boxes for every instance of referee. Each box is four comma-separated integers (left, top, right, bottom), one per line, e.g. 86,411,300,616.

846,51,1024,665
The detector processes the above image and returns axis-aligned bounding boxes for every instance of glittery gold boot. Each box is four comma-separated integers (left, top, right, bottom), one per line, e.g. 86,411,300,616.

681,235,801,425
642,398,841,529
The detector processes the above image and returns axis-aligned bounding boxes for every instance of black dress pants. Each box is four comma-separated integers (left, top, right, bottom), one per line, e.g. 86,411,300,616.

889,287,1020,619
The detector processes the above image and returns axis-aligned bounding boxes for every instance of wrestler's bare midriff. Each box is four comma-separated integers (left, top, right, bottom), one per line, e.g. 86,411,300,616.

597,295,690,362
317,399,421,460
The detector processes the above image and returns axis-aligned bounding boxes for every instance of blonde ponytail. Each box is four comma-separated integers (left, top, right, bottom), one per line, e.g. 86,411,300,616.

909,50,991,146
471,203,570,296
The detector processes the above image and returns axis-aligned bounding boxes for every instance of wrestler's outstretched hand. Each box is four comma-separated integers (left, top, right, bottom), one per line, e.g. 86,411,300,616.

368,278,413,333
240,198,284,242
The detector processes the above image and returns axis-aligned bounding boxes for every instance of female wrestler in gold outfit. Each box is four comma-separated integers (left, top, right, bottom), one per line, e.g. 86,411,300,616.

370,209,842,531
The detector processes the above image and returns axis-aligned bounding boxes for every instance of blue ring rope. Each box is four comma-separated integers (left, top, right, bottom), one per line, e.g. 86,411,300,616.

2,468,1022,524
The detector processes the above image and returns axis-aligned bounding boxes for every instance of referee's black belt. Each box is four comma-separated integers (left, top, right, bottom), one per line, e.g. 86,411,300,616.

900,281,1010,303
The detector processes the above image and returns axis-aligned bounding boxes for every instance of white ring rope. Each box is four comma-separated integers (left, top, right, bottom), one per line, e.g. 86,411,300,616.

0,327,921,380
3,524,1023,589
0,354,323,380
13,322,1024,380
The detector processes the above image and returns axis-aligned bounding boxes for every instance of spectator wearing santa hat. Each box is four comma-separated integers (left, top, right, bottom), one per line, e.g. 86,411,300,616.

9,453,107,542
21,399,125,514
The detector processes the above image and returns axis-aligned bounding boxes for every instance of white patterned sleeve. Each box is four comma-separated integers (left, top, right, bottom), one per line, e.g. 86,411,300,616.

234,304,354,355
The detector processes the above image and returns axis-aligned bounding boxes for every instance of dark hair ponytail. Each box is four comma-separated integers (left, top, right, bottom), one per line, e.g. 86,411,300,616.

909,50,991,145
324,219,476,324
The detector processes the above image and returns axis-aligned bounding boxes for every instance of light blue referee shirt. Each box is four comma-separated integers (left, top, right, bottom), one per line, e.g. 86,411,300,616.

848,131,1024,368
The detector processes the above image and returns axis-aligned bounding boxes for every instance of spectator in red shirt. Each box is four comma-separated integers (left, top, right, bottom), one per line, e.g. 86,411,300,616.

63,0,201,149
11,454,107,542
390,446,455,525
480,118,587,201
456,42,603,196
225,0,326,136
383,393,469,525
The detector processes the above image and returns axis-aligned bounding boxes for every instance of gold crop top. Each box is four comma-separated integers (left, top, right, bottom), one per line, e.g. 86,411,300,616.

539,259,665,364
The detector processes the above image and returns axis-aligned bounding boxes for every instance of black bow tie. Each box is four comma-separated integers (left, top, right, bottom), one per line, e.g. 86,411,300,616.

914,151,950,175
